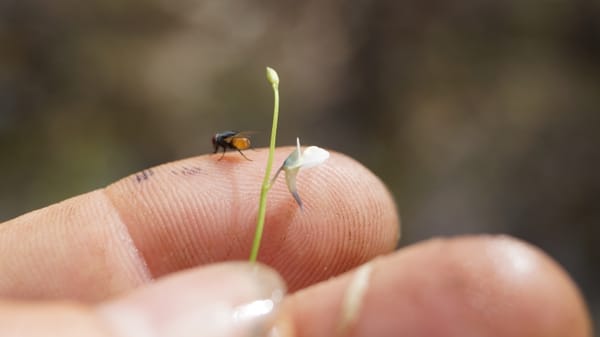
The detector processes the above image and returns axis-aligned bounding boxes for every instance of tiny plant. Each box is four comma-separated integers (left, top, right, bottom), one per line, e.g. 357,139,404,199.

249,67,329,262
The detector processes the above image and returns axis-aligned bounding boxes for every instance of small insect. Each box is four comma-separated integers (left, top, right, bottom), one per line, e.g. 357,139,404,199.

212,130,253,161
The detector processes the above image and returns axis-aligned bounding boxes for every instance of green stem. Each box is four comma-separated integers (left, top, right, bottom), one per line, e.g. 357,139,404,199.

249,67,280,262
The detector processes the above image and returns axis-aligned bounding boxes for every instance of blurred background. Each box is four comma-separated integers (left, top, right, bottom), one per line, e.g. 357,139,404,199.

1,0,598,328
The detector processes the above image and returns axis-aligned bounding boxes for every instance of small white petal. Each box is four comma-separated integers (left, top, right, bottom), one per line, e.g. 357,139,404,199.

299,146,330,169
296,137,301,154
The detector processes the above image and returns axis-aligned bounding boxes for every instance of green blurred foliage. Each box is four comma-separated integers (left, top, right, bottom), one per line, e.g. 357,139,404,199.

1,0,599,327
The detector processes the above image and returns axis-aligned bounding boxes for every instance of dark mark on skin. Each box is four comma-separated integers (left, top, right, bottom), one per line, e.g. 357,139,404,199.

171,166,203,177
135,169,154,183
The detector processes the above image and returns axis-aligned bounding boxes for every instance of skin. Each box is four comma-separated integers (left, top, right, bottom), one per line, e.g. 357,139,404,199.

0,148,592,336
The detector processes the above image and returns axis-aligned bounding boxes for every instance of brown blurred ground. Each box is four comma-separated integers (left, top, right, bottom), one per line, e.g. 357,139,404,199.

1,0,599,330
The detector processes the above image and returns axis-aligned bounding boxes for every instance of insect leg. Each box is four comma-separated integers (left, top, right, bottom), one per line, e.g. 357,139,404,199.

218,147,226,161
237,149,252,161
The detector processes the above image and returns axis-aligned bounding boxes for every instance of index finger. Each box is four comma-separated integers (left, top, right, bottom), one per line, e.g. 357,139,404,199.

0,148,399,301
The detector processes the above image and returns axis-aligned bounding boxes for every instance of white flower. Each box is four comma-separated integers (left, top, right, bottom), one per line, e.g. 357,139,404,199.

272,138,330,208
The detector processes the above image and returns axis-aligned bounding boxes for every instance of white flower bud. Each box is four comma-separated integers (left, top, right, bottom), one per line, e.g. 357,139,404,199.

266,67,279,88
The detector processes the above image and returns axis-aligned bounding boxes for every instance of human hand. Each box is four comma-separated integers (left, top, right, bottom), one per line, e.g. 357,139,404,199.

0,149,591,336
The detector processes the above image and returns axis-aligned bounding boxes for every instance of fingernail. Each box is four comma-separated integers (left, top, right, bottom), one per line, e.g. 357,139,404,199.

98,262,287,337
338,262,373,336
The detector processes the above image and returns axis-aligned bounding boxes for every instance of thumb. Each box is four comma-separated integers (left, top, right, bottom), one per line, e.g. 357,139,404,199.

0,263,292,337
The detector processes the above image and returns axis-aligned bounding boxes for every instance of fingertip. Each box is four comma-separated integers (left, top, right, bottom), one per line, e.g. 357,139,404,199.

287,235,592,337
99,262,287,337
372,235,592,337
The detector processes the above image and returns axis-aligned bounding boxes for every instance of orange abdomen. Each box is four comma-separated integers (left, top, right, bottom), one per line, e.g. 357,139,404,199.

231,137,251,150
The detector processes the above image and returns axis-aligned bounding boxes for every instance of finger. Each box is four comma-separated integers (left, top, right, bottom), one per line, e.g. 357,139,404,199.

286,236,592,337
0,148,399,301
0,262,293,337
